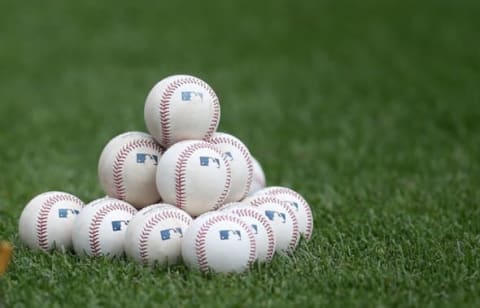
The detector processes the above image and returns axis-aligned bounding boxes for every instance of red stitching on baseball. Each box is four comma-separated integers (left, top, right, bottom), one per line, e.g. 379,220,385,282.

159,77,220,147
265,188,313,240
36,193,84,250
229,208,275,262
248,195,299,252
248,195,279,207
112,138,163,200
138,210,192,264
217,160,232,210
174,142,231,210
209,135,253,200
194,215,256,272
285,203,300,251
205,91,220,141
88,202,137,256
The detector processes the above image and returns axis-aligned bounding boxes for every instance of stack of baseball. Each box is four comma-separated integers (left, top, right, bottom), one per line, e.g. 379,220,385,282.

18,75,313,273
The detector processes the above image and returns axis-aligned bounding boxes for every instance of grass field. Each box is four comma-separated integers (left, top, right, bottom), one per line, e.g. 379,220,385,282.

1,0,480,306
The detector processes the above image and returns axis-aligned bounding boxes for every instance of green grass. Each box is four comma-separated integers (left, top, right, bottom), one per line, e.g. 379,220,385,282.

1,0,480,306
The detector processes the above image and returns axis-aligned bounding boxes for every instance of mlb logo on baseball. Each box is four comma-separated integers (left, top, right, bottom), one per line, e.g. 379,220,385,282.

181,91,203,102
287,201,299,211
160,228,183,241
199,156,221,168
251,224,258,234
224,151,234,161
58,208,80,218
219,230,242,241
265,210,286,223
111,220,129,231
136,153,158,165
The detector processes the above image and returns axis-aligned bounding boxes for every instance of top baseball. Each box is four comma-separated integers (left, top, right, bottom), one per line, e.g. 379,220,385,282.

144,75,221,148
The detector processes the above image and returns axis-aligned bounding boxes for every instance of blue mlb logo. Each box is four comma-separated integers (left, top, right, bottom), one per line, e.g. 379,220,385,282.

219,230,242,240
160,228,183,241
111,220,129,231
199,156,221,168
265,210,286,223
136,153,158,165
287,201,299,211
224,151,233,161
181,91,203,101
58,208,80,218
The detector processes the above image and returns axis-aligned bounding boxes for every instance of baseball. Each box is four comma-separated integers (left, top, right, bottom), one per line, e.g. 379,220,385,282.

18,191,85,251
247,156,266,196
144,75,220,148
220,203,276,263
72,197,137,257
124,203,192,265
255,186,313,240
209,132,253,203
98,131,164,209
156,140,231,216
181,211,256,273
244,195,299,254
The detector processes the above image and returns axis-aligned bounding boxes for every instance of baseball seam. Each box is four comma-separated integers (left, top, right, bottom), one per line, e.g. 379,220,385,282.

174,142,231,210
195,215,256,272
230,208,275,262
265,188,313,240
209,136,253,200
249,195,300,252
88,202,137,256
36,193,84,250
159,77,220,147
138,210,192,264
112,138,163,200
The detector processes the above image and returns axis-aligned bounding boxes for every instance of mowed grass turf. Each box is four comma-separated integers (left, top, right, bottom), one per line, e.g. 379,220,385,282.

1,0,479,306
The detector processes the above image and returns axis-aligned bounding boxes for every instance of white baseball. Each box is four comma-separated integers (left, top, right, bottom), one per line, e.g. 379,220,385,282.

209,132,253,203
98,131,164,209
124,203,192,265
156,140,231,217
144,75,220,148
244,195,299,254
181,212,256,273
247,156,266,196
220,203,276,263
72,197,137,257
255,186,313,240
18,191,84,251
